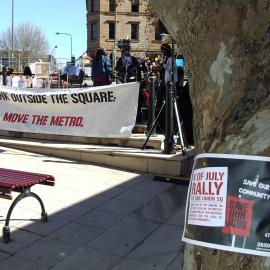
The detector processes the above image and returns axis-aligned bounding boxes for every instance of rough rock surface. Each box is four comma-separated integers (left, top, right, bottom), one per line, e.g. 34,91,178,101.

150,0,270,155
149,0,270,269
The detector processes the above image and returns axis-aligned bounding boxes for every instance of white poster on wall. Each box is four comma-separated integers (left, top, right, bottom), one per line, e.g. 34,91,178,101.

188,166,228,227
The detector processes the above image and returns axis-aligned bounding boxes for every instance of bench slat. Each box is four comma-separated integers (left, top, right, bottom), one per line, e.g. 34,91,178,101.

0,168,55,199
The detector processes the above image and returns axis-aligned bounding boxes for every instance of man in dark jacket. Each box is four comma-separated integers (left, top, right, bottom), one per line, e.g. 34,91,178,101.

115,45,141,83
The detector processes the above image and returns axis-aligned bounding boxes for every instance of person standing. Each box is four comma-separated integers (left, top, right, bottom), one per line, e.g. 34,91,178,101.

115,43,143,122
2,66,7,86
156,43,178,109
23,65,33,88
91,48,112,86
6,68,14,87
115,44,141,83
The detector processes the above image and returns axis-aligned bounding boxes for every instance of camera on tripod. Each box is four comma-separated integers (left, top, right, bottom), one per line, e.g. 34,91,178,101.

117,38,131,49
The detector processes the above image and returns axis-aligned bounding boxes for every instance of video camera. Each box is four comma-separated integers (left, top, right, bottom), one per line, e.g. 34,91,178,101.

117,38,131,49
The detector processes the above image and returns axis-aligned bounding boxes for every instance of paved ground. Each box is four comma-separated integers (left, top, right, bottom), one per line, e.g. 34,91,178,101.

0,146,188,269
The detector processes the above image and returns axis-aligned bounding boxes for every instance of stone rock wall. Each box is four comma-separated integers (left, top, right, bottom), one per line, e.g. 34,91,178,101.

149,1,270,269
150,0,270,155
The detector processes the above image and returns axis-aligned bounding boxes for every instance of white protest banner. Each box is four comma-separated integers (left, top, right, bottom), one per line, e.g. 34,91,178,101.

0,82,139,138
182,153,270,257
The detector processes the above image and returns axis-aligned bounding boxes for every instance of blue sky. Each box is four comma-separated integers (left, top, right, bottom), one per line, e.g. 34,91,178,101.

0,0,87,61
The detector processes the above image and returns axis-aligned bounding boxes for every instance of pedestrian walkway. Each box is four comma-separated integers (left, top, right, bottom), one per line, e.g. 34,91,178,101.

0,146,188,269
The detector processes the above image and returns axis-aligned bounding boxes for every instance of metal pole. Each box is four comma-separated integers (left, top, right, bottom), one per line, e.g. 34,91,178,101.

171,39,175,85
56,32,73,62
8,51,10,68
164,81,175,154
18,53,20,72
58,69,61,88
69,34,73,60
112,3,118,82
163,39,176,154
173,99,185,148
147,72,156,135
11,0,14,59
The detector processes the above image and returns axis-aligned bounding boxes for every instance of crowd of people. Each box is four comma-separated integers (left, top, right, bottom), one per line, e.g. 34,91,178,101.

90,42,193,145
1,65,34,88
1,42,193,146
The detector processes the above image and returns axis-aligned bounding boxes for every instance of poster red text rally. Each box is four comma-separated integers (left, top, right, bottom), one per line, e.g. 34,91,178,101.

182,153,270,257
188,167,227,227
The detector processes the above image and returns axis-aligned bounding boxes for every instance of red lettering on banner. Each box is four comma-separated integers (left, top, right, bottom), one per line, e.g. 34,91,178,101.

3,112,29,123
2,113,84,127
222,196,254,237
50,116,83,127
32,115,48,125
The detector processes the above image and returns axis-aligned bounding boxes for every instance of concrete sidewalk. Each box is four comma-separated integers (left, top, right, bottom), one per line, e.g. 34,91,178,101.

0,146,188,269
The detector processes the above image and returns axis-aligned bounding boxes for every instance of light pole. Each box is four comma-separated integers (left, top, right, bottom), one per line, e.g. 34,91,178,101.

112,2,118,82
50,45,57,62
11,0,14,60
56,32,73,62
51,45,57,54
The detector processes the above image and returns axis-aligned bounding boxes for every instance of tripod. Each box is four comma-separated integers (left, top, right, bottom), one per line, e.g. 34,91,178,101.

142,36,188,154
141,80,187,153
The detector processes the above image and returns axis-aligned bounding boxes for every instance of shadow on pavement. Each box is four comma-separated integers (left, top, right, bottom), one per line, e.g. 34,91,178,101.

0,146,189,270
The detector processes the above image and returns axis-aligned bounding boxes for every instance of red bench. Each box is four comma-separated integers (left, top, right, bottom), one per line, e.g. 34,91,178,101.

0,168,55,243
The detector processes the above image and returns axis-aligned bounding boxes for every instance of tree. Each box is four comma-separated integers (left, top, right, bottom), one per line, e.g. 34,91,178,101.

149,0,270,269
0,22,49,57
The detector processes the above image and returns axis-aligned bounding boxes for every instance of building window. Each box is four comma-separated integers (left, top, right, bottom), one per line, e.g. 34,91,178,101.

109,0,115,12
131,23,139,40
155,21,168,40
91,0,98,12
131,0,139,12
91,23,97,40
109,22,115,39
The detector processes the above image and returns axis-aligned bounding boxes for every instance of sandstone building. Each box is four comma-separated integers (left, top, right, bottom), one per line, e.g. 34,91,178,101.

85,0,167,58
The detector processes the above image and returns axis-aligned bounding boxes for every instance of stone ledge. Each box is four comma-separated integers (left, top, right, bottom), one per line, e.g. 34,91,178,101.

0,130,163,150
0,136,194,179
